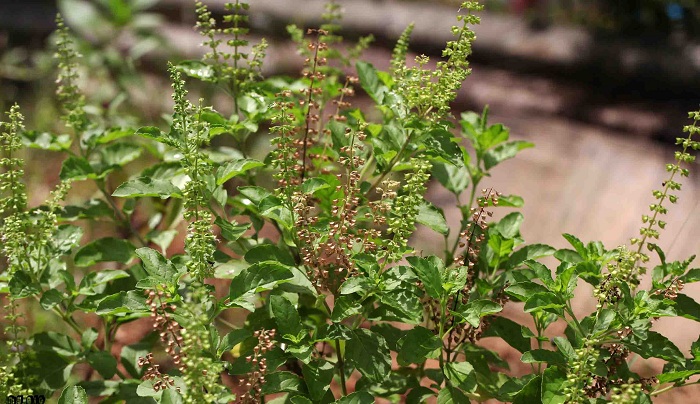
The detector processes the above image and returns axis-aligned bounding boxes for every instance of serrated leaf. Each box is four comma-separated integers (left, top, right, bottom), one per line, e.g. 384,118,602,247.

331,295,363,322
495,212,524,239
333,391,375,404
482,317,532,353
483,140,533,170
541,366,567,404
521,349,566,365
101,142,142,167
112,176,181,199
627,330,685,365
506,281,549,301
41,289,64,310
244,244,295,266
216,158,264,185
397,326,442,366
302,360,335,401
301,177,331,194
22,130,72,150
87,351,117,378
458,299,503,327
260,371,307,395
95,291,148,315
270,295,304,339
416,200,448,235
58,385,88,404
60,156,95,181
406,256,444,299
135,247,180,286
433,160,469,195
444,362,476,392
356,61,385,103
228,262,294,311
74,238,135,267
177,60,215,81
215,217,250,242
524,292,564,314
345,328,391,383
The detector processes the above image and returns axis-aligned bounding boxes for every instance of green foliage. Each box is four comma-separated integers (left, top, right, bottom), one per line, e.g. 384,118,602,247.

0,1,699,403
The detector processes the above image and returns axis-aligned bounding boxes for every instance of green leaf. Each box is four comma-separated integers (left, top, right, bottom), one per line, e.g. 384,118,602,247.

406,256,444,299
215,217,250,242
270,295,304,340
483,140,534,170
331,295,363,322
8,270,41,297
87,351,118,379
674,293,700,321
333,391,375,404
228,262,294,311
177,60,216,81
244,244,295,266
89,127,135,144
482,317,532,353
433,160,469,195
301,177,331,194
58,385,88,404
444,362,477,392
260,371,307,395
521,349,566,365
78,269,130,295
554,249,583,264
459,299,503,327
397,326,442,366
60,200,112,221
259,195,294,229
541,366,567,404
437,386,470,404
135,247,181,286
121,342,150,378
101,142,142,167
627,330,685,365
416,200,449,235
506,281,549,302
112,176,182,199
302,360,335,401
41,289,64,310
562,234,586,257
95,291,148,315
60,156,95,181
356,61,385,103
34,331,82,356
34,350,74,390
217,158,265,185
524,292,564,314
495,212,524,239
218,329,251,357
74,237,135,267
345,328,391,383
506,244,556,269
593,309,616,334
656,369,700,384
22,130,72,150
551,337,576,360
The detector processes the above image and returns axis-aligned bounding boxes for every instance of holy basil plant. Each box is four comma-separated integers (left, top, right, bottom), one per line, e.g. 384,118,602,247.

1,1,699,403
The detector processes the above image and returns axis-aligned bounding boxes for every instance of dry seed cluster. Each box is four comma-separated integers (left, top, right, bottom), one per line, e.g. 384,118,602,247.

145,288,186,372
138,353,179,393
237,329,277,403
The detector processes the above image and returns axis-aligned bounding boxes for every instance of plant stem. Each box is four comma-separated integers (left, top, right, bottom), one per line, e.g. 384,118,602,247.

335,339,348,396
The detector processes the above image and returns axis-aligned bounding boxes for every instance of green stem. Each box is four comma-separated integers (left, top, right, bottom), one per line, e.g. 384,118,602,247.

651,381,700,396
97,180,147,246
335,339,348,396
